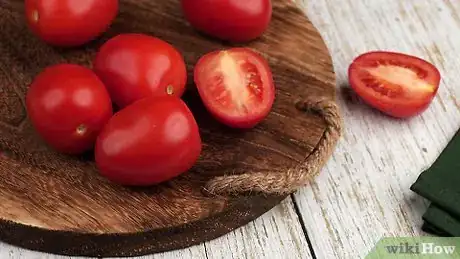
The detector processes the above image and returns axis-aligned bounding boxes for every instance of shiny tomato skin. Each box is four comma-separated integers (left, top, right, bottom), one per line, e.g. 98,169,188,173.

95,96,202,186
348,51,441,118
181,0,272,42
24,0,118,47
93,33,188,109
26,64,113,154
194,48,275,128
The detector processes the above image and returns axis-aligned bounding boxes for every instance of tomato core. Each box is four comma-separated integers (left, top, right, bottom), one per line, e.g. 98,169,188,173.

359,64,435,100
213,51,264,114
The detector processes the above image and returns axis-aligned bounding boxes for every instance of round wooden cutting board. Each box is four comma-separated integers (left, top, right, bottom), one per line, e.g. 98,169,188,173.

0,0,341,257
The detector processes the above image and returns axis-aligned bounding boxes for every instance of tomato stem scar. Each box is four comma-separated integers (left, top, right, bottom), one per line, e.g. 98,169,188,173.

31,10,39,23
166,85,174,95
76,124,87,136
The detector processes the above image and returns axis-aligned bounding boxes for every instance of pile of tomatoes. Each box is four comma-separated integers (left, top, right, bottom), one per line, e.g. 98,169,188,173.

23,0,274,186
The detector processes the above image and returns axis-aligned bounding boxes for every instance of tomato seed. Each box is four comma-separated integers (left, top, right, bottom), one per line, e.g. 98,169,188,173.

362,77,375,85
416,69,428,78
215,91,228,101
388,60,399,66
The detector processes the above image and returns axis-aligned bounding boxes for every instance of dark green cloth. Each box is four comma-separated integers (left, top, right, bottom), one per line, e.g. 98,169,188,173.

422,220,450,237
410,129,460,237
423,204,460,236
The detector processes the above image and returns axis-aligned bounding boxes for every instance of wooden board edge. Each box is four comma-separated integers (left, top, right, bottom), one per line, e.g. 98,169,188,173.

0,195,287,257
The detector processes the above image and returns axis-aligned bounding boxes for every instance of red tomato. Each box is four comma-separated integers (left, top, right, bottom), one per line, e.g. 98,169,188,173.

24,0,118,47
95,96,202,186
93,33,188,109
194,48,275,128
26,64,113,154
181,0,272,42
348,51,441,118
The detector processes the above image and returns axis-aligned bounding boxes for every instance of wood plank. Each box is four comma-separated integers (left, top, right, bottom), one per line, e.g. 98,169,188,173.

204,198,314,259
294,0,460,258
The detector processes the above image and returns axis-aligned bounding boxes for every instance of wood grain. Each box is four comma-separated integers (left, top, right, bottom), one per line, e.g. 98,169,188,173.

0,0,337,257
294,0,460,258
204,199,314,259
2,199,315,259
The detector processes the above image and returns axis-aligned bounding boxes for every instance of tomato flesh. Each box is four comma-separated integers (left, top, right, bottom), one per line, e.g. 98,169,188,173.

26,64,113,154
348,51,440,118
95,96,202,186
194,48,275,128
25,0,118,47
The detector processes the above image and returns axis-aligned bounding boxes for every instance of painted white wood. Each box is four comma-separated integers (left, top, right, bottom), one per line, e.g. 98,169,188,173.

294,0,460,258
204,198,313,259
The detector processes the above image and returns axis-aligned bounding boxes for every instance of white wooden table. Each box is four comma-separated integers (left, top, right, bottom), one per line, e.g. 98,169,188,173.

3,0,460,258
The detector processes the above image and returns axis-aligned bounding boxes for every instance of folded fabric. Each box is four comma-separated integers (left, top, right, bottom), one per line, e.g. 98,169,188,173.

422,221,449,237
410,129,460,236
422,204,460,237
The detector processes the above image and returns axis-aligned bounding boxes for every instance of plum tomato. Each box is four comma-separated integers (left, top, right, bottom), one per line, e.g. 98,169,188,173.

24,0,118,47
181,0,272,42
93,33,188,109
26,64,113,154
94,96,202,186
194,47,275,128
348,51,441,118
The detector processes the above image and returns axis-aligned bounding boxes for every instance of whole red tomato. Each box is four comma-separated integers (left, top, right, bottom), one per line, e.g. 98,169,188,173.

348,51,441,118
194,48,275,128
26,64,113,154
93,33,188,109
95,96,202,186
181,0,272,42
24,0,118,47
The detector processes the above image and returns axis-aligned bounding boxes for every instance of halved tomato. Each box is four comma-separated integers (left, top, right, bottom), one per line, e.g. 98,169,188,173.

348,51,441,118
194,48,275,128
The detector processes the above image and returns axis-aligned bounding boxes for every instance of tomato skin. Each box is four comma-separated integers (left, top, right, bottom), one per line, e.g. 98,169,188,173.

26,64,113,154
181,0,272,42
348,51,441,118
95,96,202,186
24,0,118,47
194,48,275,128
93,33,188,109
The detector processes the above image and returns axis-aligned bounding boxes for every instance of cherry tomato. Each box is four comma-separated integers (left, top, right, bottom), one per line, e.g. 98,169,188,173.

194,48,275,128
26,64,113,154
181,0,272,42
348,51,441,118
95,96,202,186
24,0,118,47
93,33,188,109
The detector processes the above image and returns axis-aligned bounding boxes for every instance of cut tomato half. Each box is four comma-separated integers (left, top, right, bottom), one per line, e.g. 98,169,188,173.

348,51,441,118
194,48,275,128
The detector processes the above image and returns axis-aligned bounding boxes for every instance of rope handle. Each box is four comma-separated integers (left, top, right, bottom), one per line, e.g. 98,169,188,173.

204,97,343,196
